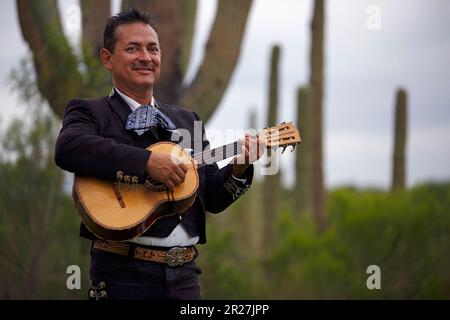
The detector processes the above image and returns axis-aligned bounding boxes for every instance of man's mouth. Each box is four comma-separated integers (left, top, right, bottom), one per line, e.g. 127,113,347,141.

136,67,153,70
132,64,155,72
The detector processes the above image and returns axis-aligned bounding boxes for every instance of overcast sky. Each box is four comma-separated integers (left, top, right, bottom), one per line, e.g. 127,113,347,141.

1,0,449,189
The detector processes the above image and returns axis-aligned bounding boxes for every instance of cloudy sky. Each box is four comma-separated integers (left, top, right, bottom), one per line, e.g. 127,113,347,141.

1,0,449,189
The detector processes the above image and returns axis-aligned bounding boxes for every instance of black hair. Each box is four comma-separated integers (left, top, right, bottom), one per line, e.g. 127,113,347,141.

103,8,157,52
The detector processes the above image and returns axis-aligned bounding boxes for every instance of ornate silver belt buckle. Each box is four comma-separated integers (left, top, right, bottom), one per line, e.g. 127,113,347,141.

165,247,186,267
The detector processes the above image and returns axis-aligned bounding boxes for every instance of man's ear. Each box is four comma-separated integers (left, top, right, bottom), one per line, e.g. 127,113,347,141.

100,48,113,71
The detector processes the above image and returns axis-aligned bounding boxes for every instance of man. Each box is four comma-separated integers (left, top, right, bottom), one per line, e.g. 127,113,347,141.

55,8,262,300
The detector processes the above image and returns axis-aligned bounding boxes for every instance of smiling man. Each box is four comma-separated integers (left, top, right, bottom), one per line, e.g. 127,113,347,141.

55,8,262,300
101,18,161,106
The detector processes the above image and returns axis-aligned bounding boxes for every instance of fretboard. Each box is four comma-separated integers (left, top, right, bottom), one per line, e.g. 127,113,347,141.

192,141,243,168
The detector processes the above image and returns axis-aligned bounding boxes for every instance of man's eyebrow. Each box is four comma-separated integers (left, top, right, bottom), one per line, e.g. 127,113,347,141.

126,41,159,46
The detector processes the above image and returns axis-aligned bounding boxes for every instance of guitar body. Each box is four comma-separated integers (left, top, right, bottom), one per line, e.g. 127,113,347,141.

73,142,199,241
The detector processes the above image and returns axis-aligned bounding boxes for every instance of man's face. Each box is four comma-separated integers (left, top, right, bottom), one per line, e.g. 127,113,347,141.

102,22,161,94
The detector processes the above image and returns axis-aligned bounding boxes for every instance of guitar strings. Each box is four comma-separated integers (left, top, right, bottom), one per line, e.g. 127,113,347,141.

192,141,242,165
195,134,279,165
190,131,282,166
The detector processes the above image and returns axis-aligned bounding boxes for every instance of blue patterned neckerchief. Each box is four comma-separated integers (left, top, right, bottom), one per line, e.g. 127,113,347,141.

125,101,176,136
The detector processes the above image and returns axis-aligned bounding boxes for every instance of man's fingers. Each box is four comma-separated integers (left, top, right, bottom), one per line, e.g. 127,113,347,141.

170,173,182,186
174,165,186,182
165,180,176,191
147,152,192,190
179,163,188,173
244,132,253,139
236,133,263,165
256,137,265,158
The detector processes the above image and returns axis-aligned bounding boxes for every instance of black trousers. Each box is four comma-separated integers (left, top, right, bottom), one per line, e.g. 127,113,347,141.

89,248,202,300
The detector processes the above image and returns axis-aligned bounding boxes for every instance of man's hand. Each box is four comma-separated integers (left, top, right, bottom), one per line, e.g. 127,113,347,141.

146,152,187,191
232,133,265,178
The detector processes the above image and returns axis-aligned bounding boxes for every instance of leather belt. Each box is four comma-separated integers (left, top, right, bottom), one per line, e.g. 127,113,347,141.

93,239,197,267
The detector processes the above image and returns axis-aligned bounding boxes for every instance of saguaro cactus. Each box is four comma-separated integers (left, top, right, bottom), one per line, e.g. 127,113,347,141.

263,45,281,247
295,86,313,219
16,0,253,122
308,0,327,231
391,88,408,191
239,109,263,256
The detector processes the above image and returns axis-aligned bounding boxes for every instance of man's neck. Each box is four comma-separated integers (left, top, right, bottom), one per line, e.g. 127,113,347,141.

114,84,153,105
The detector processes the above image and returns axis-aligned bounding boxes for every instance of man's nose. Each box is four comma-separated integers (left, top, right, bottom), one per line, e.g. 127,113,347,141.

138,48,152,62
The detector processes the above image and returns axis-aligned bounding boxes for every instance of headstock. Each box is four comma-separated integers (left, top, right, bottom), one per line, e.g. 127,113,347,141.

258,122,302,153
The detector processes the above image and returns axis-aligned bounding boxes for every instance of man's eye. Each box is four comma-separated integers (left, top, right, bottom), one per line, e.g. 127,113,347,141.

126,47,136,52
150,47,159,53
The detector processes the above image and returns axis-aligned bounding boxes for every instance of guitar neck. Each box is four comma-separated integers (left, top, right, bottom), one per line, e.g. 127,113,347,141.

189,121,301,168
192,140,243,168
